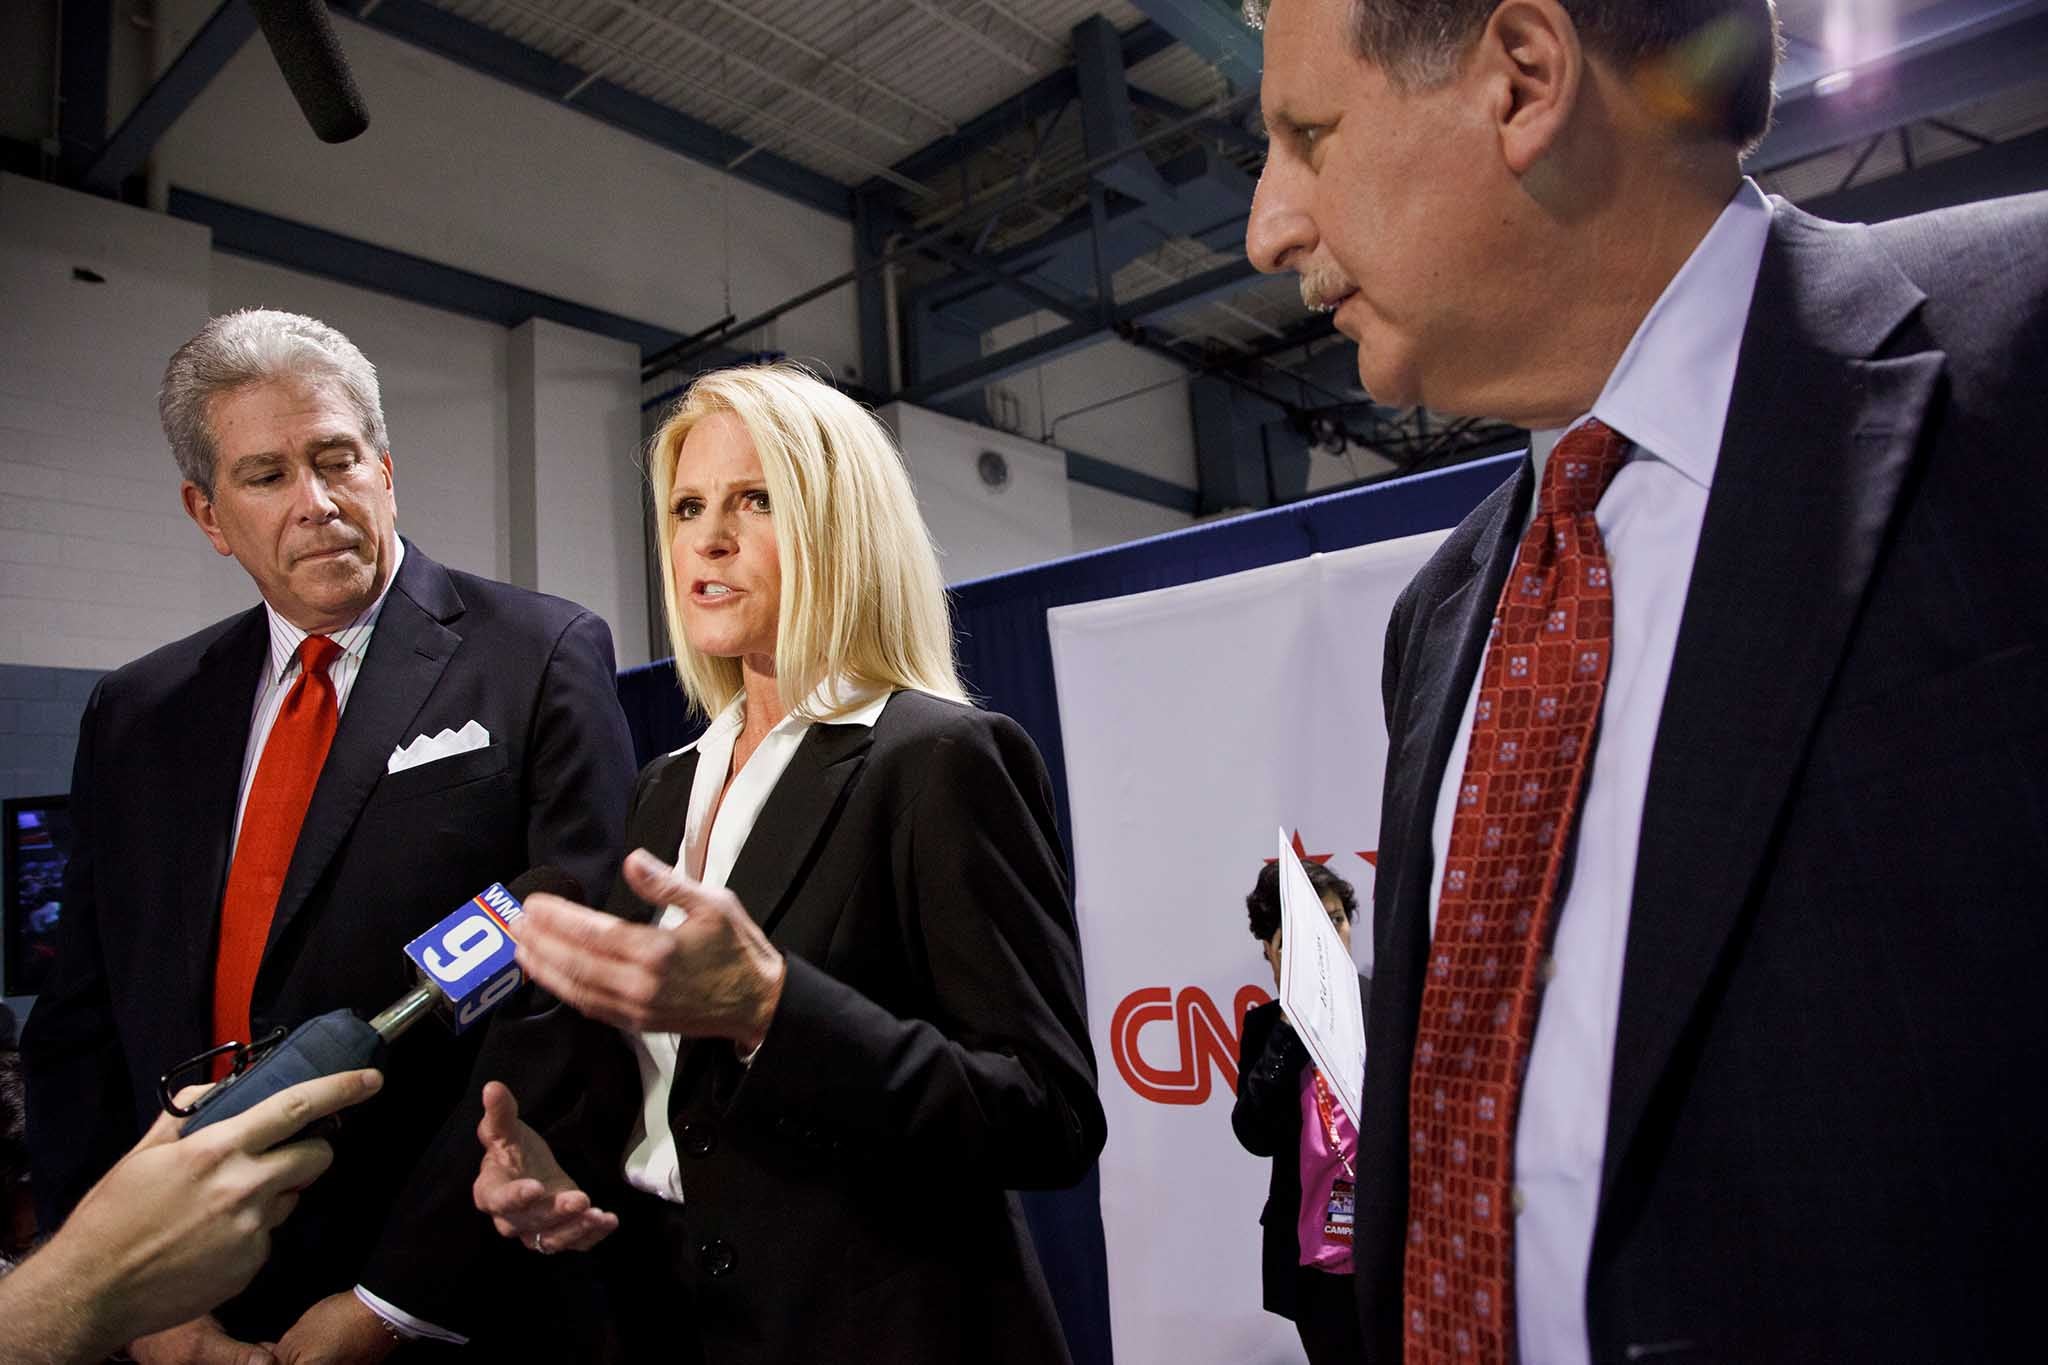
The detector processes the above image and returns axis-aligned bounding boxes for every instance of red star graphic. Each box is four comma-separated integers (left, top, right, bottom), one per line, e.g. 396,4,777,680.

1264,829,1334,866
1356,850,1378,867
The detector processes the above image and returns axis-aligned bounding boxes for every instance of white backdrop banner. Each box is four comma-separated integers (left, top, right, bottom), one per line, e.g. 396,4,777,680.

1049,529,1449,1365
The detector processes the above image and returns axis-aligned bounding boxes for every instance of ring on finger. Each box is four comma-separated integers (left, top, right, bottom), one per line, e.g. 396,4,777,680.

530,1231,554,1255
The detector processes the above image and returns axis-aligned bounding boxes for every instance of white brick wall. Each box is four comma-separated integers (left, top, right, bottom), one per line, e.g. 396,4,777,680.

0,174,231,671
0,175,647,673
510,319,652,666
879,402,1079,584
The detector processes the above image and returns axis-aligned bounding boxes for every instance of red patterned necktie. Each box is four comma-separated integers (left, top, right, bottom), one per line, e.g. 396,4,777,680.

211,634,343,1071
1403,419,1630,1362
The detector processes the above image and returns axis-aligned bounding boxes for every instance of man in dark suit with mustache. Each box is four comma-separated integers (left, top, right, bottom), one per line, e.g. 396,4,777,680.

21,309,635,1363
1246,0,2048,1360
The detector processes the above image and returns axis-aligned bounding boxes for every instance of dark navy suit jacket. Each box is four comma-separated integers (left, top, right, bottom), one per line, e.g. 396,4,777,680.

22,541,636,1341
1358,196,2048,1362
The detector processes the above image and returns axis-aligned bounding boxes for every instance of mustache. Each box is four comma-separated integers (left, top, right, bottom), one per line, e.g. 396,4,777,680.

293,533,363,561
1299,267,1355,312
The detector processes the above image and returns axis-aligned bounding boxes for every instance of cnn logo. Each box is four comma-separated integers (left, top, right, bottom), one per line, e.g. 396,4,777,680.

1110,984,1271,1104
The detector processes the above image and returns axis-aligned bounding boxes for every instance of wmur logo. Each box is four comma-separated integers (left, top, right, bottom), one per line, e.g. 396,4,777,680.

1108,829,1376,1106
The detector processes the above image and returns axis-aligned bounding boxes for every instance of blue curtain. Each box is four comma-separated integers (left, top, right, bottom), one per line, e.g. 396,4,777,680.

612,451,1519,1364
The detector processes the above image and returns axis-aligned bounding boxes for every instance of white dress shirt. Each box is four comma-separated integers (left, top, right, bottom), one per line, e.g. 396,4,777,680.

622,683,893,1202
1422,179,1773,1364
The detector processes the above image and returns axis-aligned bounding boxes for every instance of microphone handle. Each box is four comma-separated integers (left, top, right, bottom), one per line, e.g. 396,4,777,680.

368,980,440,1043
179,1008,386,1139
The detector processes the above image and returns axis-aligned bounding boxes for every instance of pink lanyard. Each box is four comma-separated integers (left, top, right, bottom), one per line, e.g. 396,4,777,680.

1312,1070,1357,1181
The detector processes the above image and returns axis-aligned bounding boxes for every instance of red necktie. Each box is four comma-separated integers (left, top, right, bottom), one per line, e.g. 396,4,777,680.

211,634,343,1068
1403,420,1629,1363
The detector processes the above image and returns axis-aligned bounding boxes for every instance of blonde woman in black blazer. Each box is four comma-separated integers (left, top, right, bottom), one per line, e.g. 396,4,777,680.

437,363,1105,1364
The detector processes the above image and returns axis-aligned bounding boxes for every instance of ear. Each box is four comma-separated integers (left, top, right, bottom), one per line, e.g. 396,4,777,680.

180,482,234,557
1480,0,1584,177
380,450,396,503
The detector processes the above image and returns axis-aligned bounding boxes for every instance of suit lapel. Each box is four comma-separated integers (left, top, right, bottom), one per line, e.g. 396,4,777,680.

260,546,462,968
1379,467,1533,999
663,717,871,1111
724,718,875,941
1358,466,1531,1349
1600,205,1944,1209
175,609,270,1048
622,750,698,923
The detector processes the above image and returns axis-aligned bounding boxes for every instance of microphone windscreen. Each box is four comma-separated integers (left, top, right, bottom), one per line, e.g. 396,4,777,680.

506,865,586,906
249,0,371,144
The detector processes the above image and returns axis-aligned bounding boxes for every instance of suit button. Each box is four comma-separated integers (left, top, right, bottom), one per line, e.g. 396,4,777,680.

678,1122,715,1158
700,1239,736,1277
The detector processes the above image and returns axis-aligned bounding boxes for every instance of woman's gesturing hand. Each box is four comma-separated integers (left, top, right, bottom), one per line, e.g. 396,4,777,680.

473,1081,617,1254
514,849,786,1050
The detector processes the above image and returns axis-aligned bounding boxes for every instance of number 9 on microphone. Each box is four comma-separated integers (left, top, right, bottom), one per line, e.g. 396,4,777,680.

403,882,525,1033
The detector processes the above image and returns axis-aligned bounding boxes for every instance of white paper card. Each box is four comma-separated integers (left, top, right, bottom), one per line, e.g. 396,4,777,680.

1276,826,1367,1130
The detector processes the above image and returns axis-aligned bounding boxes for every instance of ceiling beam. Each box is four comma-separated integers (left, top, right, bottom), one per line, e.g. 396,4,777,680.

898,258,1259,405
1800,123,2048,223
172,187,716,358
58,0,114,183
1127,0,1262,89
1751,4,2048,172
1074,15,1172,207
868,19,1178,197
79,0,256,196
348,0,851,220
1127,84,1263,155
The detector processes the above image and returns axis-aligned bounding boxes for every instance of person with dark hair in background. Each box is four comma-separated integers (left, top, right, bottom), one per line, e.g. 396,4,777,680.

20,309,636,1362
1246,0,2048,1360
1232,859,1369,1365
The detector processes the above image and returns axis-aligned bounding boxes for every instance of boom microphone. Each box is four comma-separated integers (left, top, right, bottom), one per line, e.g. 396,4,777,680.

175,866,583,1138
249,0,371,144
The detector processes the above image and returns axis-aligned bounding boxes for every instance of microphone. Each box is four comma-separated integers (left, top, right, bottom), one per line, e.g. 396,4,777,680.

176,867,583,1138
380,866,581,1040
249,0,371,144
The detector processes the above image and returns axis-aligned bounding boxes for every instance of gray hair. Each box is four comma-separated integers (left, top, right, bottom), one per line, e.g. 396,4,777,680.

1244,0,1778,149
160,309,388,496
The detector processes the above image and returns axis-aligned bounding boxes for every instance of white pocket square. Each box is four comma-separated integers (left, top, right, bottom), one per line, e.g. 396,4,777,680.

387,719,491,774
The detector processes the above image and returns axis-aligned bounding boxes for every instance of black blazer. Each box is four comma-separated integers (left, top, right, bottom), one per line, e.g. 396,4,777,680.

1234,983,1370,1321
420,688,1107,1363
1357,195,2048,1363
1234,999,1313,1321
21,542,636,1341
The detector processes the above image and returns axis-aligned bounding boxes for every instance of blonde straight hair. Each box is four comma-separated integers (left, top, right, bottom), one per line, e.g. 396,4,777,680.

647,363,967,721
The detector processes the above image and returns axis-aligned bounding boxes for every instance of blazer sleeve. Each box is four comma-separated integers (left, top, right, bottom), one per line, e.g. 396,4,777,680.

1383,575,1417,731
519,610,636,906
356,611,638,1328
1232,1001,1309,1159
19,680,137,1230
732,708,1107,1190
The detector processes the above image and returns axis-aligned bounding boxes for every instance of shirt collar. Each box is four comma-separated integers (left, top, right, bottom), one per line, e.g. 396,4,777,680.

1531,177,1773,492
262,538,406,682
682,679,891,754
